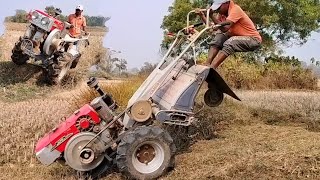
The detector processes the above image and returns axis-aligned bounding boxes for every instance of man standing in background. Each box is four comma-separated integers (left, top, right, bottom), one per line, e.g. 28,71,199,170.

68,5,88,38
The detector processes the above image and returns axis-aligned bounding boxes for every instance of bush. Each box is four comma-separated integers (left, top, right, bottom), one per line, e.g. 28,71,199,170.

261,62,317,89
219,57,263,89
218,57,317,90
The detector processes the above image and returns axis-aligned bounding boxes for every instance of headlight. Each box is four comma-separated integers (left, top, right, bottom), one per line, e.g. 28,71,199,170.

41,17,50,25
32,12,39,20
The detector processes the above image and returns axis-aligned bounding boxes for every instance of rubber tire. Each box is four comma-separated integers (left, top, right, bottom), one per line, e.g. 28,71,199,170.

70,54,81,69
11,42,29,65
116,126,176,180
77,158,113,180
46,62,60,85
204,88,224,107
46,54,70,85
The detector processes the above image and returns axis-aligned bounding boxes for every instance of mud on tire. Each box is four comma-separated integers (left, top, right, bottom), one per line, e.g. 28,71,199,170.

77,158,114,180
116,126,176,180
11,41,30,65
46,53,72,85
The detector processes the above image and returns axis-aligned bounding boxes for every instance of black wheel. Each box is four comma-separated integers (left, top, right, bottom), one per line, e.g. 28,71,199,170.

116,126,176,180
70,54,81,69
77,158,114,180
46,53,72,85
204,88,224,107
11,41,30,65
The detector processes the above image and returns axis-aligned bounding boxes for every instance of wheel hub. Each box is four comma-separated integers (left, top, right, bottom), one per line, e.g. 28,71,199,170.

131,140,166,174
80,148,95,164
20,39,33,52
136,144,156,164
64,132,105,171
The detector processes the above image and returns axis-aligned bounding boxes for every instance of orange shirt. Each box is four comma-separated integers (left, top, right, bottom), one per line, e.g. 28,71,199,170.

68,14,86,37
223,1,262,42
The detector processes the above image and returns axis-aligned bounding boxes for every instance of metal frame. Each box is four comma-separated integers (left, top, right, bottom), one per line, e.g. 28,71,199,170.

139,9,215,99
82,8,233,155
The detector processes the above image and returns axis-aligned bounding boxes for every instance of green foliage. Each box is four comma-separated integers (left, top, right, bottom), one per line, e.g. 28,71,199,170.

44,6,56,16
237,0,320,44
85,15,109,27
161,0,194,33
265,55,301,66
220,58,263,89
44,6,68,22
161,0,320,51
5,10,28,23
219,57,317,90
139,62,158,76
111,58,128,76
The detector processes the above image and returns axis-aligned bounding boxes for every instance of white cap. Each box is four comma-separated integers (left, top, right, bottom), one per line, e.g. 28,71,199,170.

210,0,230,11
76,5,84,11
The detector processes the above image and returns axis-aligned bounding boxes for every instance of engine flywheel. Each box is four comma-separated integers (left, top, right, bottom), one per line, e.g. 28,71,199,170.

64,132,105,172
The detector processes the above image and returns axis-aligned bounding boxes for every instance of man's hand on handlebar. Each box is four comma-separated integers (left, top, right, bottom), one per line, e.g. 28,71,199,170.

184,26,195,35
184,22,204,35
212,24,221,31
194,8,204,15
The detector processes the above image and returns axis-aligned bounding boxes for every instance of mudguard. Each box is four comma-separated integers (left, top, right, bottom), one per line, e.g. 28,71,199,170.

205,68,241,101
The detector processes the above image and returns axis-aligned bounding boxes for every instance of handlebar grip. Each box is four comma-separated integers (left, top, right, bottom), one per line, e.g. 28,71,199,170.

217,21,231,27
193,22,204,28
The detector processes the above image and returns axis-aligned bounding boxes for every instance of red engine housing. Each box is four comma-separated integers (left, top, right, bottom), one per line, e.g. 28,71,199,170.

27,9,64,32
35,104,100,162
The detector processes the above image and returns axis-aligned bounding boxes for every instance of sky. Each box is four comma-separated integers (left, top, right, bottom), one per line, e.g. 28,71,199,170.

0,0,320,68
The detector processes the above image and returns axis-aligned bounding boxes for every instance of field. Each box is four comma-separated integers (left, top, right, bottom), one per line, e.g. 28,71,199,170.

1,23,320,180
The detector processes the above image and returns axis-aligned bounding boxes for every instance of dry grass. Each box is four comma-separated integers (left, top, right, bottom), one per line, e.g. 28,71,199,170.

234,90,320,115
165,124,320,180
2,88,320,180
218,57,318,90
0,22,109,88
0,60,51,102
0,97,71,166
233,90,320,131
69,76,145,111
0,22,107,64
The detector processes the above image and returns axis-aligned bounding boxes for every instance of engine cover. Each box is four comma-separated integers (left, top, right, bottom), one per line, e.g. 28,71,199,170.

35,104,101,165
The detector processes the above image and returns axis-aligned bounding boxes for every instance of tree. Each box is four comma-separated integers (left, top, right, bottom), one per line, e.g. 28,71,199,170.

310,57,320,67
5,10,28,23
161,0,320,53
112,58,128,76
44,6,68,22
310,57,316,64
265,55,301,66
45,6,56,16
139,62,158,75
85,16,110,27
